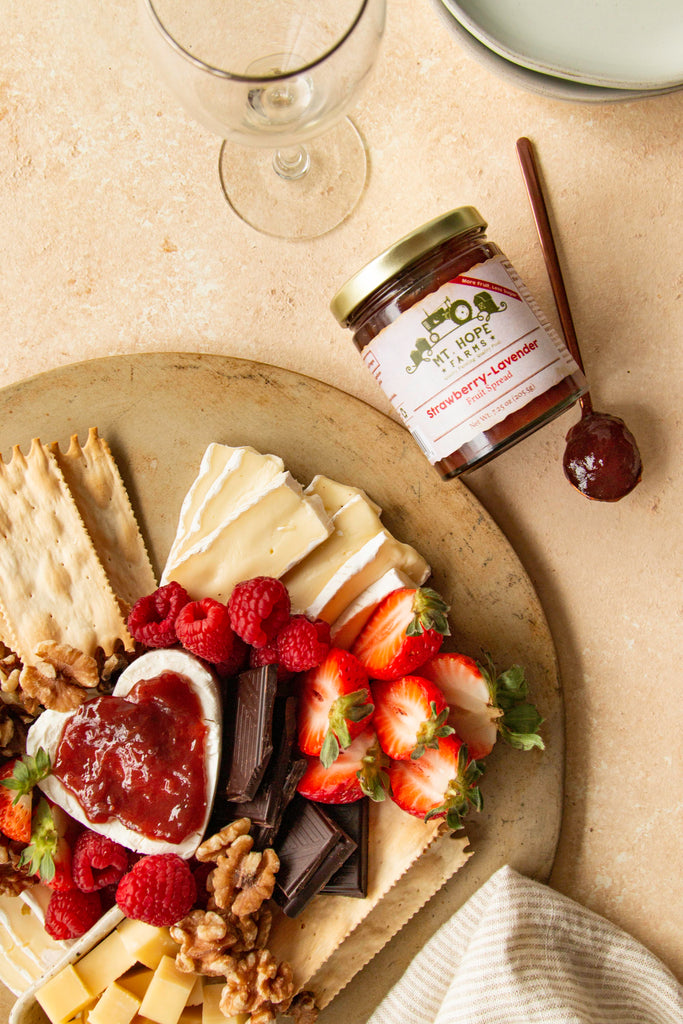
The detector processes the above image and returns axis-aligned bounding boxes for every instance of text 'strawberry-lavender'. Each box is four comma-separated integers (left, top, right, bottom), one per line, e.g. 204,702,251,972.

277,615,331,673
44,889,102,940
116,853,196,926
72,830,129,893
128,581,191,648
175,598,237,666
228,576,291,648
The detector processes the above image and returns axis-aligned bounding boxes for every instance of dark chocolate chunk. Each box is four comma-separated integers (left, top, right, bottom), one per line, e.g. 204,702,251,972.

234,696,301,828
224,665,277,802
273,796,356,917
320,799,369,898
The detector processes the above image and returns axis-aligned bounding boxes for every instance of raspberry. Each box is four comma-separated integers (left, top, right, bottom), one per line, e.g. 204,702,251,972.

72,830,129,893
228,576,291,648
215,634,249,678
249,640,294,683
44,889,102,940
116,853,196,927
128,582,191,648
276,616,331,673
175,598,237,665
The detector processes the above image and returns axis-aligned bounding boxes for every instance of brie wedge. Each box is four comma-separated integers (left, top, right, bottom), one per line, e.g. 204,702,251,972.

163,472,332,602
282,494,430,623
26,650,222,858
164,444,284,571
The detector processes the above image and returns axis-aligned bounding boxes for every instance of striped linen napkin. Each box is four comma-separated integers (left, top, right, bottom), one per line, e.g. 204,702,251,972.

367,865,682,1024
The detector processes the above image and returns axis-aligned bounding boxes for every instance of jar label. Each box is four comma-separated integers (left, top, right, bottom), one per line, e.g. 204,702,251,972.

362,256,581,463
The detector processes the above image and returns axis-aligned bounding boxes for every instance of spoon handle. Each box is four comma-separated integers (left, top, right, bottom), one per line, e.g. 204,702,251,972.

516,137,585,375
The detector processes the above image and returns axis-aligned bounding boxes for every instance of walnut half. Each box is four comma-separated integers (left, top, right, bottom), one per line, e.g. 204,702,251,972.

19,641,99,711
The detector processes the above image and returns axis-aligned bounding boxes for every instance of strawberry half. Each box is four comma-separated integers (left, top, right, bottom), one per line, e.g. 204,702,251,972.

351,587,450,681
0,748,51,844
372,675,454,761
421,653,544,758
387,735,484,831
297,728,389,804
20,798,75,891
297,648,374,768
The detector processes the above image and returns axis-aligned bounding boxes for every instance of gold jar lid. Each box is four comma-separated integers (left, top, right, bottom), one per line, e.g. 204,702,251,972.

330,205,487,325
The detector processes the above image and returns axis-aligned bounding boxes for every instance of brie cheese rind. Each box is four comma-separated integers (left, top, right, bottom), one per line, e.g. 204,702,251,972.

26,650,222,858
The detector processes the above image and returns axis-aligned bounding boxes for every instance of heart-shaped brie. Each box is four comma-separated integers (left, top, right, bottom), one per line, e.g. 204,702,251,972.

26,649,222,858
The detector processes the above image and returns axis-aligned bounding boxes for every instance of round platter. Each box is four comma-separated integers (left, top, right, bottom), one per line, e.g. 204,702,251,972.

0,352,563,1022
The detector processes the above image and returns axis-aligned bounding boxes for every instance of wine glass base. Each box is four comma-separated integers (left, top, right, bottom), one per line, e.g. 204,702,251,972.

218,118,368,240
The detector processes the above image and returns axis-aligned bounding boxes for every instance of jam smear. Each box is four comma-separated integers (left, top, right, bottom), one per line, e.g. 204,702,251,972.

53,672,208,843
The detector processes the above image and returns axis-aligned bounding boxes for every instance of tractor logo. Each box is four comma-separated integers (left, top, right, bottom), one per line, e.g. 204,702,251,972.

406,290,506,374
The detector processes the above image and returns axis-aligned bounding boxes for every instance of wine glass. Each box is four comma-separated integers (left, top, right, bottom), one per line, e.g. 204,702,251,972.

138,0,387,239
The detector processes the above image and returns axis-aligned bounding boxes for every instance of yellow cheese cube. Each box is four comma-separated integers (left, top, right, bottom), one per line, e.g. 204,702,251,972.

186,975,204,1006
75,929,137,997
201,983,249,1024
138,955,197,1024
36,964,94,1024
88,980,140,1024
117,919,180,969
178,1007,202,1023
118,965,156,1000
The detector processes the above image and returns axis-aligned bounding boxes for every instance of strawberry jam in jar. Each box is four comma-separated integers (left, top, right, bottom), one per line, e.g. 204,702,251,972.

330,207,587,477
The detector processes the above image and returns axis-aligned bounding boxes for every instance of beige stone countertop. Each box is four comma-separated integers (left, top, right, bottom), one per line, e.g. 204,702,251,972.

1,0,681,1016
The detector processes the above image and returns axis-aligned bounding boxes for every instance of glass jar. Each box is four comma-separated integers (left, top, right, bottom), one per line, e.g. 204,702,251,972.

330,206,588,478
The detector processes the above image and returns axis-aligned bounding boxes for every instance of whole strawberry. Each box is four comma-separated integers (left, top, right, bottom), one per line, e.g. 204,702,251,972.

116,853,196,926
175,597,237,665
297,648,374,767
228,576,291,648
128,581,191,648
387,735,484,831
351,587,450,681
0,747,51,844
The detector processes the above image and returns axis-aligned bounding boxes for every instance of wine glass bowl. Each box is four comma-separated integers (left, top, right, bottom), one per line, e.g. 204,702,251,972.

139,0,386,238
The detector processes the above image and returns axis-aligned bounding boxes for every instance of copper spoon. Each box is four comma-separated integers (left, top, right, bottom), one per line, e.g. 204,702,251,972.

516,136,642,501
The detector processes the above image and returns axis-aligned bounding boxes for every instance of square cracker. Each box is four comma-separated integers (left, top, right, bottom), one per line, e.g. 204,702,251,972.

0,438,133,664
48,428,157,612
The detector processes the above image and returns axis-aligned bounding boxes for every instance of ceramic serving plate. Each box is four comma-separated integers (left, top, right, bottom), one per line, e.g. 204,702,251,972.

441,0,683,91
433,0,683,103
0,353,563,1023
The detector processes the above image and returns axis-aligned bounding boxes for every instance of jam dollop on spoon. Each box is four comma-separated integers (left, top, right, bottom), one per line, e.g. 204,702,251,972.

516,137,642,501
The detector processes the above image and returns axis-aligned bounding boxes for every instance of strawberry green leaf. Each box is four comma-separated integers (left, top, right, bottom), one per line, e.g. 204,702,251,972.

324,689,374,766
18,796,58,883
320,731,341,769
500,703,545,751
406,588,451,638
412,703,455,760
1,747,51,802
357,738,390,802
478,656,545,752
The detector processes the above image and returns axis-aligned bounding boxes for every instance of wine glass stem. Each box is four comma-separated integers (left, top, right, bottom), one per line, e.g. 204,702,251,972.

272,145,311,181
